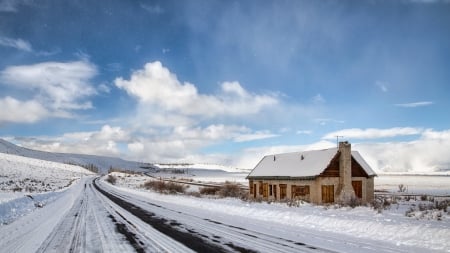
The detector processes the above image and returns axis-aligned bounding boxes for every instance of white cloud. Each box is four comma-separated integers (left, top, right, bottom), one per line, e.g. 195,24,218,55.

0,60,98,118
356,129,450,173
233,129,450,173
0,96,48,124
312,94,325,104
0,0,31,12
115,61,278,118
296,130,312,135
233,131,279,143
140,3,164,14
98,83,111,93
0,37,32,52
322,127,423,140
314,118,345,126
375,80,388,92
15,125,131,157
395,101,434,108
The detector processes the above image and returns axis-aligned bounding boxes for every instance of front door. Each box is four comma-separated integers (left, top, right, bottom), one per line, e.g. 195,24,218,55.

321,185,334,203
352,181,362,198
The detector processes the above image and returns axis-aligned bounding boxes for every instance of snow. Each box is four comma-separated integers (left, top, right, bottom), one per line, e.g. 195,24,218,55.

0,152,93,195
0,149,449,252
0,152,94,225
107,173,450,252
376,175,450,195
0,138,150,174
247,147,376,178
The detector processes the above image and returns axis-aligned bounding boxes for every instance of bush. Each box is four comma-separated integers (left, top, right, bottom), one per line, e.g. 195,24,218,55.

218,181,243,198
348,196,362,208
142,180,186,194
106,175,117,185
199,187,220,195
372,196,391,213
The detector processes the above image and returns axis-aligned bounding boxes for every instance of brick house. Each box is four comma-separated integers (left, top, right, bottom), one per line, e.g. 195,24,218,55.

246,142,376,204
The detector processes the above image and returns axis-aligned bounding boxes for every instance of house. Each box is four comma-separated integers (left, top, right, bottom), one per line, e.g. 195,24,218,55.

246,141,376,204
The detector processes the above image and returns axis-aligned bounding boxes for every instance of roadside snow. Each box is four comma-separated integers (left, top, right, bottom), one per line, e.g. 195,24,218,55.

105,174,450,252
0,152,93,195
0,153,94,225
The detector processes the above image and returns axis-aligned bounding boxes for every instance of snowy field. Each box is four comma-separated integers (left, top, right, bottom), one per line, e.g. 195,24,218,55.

0,153,449,252
0,153,93,196
376,175,450,195
0,153,93,224
104,174,450,252
149,166,450,195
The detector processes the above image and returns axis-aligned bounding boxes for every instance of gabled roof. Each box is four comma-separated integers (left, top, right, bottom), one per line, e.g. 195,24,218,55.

247,147,376,179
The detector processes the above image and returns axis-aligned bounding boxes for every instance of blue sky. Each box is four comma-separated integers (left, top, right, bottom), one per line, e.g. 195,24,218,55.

1,0,450,172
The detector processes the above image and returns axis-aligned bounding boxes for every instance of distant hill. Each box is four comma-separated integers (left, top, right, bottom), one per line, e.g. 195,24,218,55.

0,139,155,174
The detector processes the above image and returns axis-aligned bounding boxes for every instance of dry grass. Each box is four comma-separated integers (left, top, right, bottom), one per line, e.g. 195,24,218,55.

142,180,187,194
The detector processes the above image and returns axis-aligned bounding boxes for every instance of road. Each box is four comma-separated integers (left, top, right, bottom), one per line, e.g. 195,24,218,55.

0,177,432,253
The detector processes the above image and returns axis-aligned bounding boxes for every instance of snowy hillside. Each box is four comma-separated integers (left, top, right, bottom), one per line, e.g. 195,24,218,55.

0,139,153,174
0,153,95,224
0,152,93,194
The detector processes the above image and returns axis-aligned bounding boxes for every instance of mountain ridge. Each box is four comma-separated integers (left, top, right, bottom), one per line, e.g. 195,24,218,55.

0,139,153,174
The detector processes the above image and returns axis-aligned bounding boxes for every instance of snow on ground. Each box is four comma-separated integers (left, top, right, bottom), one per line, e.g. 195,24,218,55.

376,174,450,195
0,152,93,194
106,172,450,252
0,153,94,225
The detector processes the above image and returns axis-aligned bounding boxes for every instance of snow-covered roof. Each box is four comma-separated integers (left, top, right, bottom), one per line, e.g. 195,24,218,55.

247,147,376,179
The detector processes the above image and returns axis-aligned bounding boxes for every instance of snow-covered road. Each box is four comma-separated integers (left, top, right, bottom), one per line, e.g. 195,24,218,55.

1,177,447,252
0,177,196,252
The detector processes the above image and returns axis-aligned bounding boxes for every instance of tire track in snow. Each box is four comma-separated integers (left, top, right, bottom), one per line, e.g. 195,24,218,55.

93,178,229,253
97,181,338,253
36,181,135,253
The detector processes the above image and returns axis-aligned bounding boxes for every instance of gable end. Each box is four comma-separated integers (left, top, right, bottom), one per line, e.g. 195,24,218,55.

351,156,369,178
319,152,340,177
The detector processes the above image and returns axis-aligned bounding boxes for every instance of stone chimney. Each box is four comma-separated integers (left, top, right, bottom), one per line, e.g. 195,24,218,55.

337,141,355,203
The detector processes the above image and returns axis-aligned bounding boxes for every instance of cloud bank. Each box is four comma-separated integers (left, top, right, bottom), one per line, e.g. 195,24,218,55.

322,127,423,140
115,61,277,118
0,60,98,123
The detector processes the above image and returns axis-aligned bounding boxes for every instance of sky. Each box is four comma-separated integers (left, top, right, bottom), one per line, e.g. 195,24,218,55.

0,0,450,172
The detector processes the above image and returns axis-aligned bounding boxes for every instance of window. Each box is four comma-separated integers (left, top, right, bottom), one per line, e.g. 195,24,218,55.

279,184,287,199
273,185,277,199
291,185,310,198
269,184,273,196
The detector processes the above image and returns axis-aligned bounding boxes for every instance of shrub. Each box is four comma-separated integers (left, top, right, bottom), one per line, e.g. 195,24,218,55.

398,184,407,193
435,200,449,212
142,180,186,194
372,196,391,213
199,187,220,195
106,174,117,185
348,196,362,208
218,181,243,198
